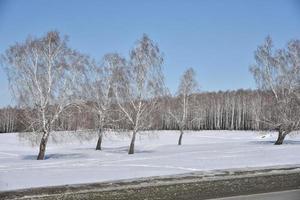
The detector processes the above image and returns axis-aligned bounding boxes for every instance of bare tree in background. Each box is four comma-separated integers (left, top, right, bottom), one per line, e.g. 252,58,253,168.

83,53,125,150
113,34,164,154
250,36,300,144
165,68,199,145
2,31,87,159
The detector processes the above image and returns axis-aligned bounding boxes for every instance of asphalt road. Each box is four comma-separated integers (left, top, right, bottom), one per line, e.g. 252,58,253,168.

214,189,300,200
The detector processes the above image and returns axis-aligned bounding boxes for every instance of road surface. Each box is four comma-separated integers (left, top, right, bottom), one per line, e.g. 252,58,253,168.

214,189,300,200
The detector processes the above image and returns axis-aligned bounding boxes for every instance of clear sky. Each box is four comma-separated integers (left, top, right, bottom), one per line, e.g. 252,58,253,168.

0,0,300,107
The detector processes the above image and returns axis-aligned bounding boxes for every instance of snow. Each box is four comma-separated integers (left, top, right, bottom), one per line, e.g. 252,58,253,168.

0,130,300,191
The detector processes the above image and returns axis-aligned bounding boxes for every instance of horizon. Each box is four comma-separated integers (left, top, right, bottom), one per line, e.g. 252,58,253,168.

0,0,300,107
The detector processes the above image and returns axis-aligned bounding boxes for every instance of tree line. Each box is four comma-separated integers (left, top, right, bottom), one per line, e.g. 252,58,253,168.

0,89,272,133
1,31,299,159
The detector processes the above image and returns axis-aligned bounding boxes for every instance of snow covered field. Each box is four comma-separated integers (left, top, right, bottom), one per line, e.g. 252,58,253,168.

0,130,300,191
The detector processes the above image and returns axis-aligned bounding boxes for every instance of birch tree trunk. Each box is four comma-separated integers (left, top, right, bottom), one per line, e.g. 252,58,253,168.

96,127,103,150
275,130,288,145
178,128,184,145
37,130,50,160
128,130,137,154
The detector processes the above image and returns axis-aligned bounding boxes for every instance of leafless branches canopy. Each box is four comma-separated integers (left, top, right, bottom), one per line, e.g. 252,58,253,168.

82,53,126,150
165,68,199,145
113,34,165,154
250,36,300,144
2,31,87,159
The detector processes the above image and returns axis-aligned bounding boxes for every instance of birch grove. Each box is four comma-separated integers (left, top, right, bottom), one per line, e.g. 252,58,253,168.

0,107,17,133
0,90,271,133
1,32,299,148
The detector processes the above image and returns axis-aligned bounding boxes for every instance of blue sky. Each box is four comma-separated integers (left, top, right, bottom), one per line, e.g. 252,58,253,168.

0,0,300,107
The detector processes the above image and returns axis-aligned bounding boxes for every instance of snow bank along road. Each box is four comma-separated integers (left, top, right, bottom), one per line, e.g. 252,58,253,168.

1,166,300,200
0,130,300,191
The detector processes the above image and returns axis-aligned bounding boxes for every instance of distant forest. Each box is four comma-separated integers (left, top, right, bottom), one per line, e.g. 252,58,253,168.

0,89,273,133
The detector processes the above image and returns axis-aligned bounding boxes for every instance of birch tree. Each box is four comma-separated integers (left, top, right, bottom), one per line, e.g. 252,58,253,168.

113,34,164,154
2,31,87,159
166,68,199,145
83,53,126,150
250,36,300,144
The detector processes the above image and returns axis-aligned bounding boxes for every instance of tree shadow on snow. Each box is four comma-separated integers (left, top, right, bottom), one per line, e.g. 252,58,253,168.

249,140,300,145
22,153,85,160
103,146,155,154
72,147,96,151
